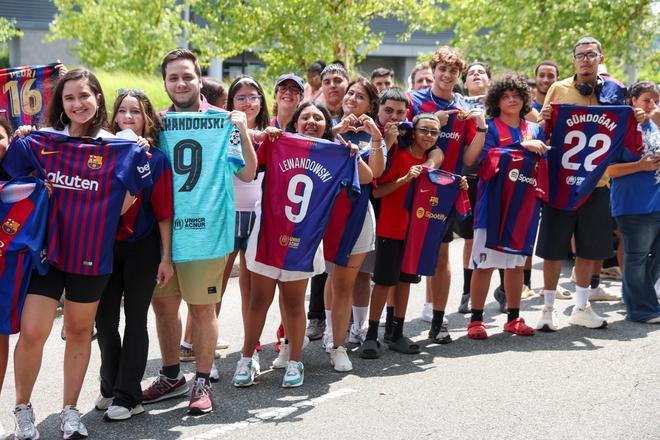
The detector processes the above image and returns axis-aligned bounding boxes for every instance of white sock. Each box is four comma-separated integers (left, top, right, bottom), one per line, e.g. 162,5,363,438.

241,355,252,362
543,290,556,308
575,286,590,308
181,341,193,349
324,309,333,339
352,306,368,329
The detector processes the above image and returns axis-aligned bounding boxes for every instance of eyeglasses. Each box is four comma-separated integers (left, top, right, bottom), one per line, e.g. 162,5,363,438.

234,95,261,104
574,52,599,61
415,127,440,137
277,86,301,95
116,88,145,97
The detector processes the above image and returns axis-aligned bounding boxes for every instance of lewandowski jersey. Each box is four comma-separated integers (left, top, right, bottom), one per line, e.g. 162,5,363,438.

160,109,244,262
116,148,173,242
476,146,549,255
0,64,59,128
406,89,477,174
401,169,470,275
255,132,360,272
0,177,48,334
3,132,152,275
545,104,642,211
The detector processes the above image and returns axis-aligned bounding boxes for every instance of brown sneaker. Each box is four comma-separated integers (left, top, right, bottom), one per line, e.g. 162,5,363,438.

188,378,213,414
179,345,195,362
142,372,189,404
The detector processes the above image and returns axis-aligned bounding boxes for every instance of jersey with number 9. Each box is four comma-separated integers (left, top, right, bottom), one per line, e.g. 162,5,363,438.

255,132,360,272
545,104,642,211
159,109,244,262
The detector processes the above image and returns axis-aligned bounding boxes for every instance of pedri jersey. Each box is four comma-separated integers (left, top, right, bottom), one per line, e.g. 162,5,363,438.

3,131,152,275
116,147,173,242
0,64,59,128
159,109,244,263
401,169,471,276
255,132,360,272
545,104,642,211
323,130,384,266
0,177,48,334
476,146,549,255
406,89,476,174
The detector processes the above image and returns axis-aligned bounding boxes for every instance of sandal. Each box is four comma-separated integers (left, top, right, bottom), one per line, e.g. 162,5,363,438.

387,336,421,354
503,317,535,336
467,321,488,340
359,339,382,359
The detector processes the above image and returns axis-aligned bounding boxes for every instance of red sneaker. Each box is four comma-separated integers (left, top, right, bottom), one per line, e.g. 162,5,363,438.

275,323,285,352
467,321,488,340
142,372,188,404
504,317,535,336
188,378,213,414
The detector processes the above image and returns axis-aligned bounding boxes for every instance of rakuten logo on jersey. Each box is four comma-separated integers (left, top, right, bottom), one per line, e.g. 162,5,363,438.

47,171,99,191
508,169,537,185
438,131,460,141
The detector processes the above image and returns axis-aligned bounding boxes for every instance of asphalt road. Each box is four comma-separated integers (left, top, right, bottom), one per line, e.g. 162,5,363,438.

1,238,659,440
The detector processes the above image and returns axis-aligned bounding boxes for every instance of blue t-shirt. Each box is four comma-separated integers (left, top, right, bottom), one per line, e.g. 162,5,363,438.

610,120,660,216
159,109,245,262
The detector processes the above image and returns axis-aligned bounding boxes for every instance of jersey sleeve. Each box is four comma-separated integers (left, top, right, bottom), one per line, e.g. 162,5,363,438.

480,126,498,163
344,154,362,201
533,123,546,142
2,137,40,178
454,186,472,219
535,155,550,203
227,125,246,173
150,156,174,222
25,180,49,275
115,144,154,195
477,149,500,182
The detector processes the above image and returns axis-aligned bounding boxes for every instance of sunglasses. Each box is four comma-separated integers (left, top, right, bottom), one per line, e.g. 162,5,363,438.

117,88,145,97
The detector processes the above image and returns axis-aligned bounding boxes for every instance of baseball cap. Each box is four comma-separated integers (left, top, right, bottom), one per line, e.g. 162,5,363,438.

276,74,304,92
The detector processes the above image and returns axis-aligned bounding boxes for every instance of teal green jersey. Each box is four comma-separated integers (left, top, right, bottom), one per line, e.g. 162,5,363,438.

160,109,244,262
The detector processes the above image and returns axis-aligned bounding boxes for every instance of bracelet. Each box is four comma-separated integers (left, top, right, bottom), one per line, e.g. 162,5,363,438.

476,126,488,133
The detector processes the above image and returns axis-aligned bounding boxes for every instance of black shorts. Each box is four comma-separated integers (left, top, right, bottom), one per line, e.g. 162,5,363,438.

536,187,613,261
453,175,478,240
372,237,421,286
29,265,111,303
443,219,455,243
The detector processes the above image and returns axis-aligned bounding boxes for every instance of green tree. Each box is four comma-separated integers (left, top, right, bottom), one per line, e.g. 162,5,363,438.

428,0,659,82
47,0,197,73
190,0,441,76
0,17,23,43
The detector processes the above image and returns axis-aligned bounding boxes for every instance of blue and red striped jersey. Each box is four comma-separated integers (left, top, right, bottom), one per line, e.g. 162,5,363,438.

476,146,549,255
482,118,545,161
116,148,173,242
0,177,48,334
406,89,477,174
0,64,59,128
255,132,360,272
545,104,642,211
323,130,379,266
3,131,153,275
401,168,471,276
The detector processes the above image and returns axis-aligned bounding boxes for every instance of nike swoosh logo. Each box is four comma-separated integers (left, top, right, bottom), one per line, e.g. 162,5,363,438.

511,157,523,162
420,189,430,193
40,149,58,155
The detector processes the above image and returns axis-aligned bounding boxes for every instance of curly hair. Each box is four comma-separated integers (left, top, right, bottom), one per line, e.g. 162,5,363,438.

485,74,532,119
430,46,466,72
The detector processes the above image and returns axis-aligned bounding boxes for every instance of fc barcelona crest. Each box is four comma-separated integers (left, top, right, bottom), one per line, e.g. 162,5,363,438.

2,218,20,235
87,154,103,170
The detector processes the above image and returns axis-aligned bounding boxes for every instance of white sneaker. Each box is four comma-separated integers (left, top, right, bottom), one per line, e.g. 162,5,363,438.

282,361,304,388
421,302,433,322
521,285,535,299
13,403,39,440
210,363,220,382
273,341,290,369
330,346,353,372
94,394,112,411
322,333,334,353
535,306,558,331
588,286,621,302
103,404,144,421
60,405,88,439
348,324,367,344
233,357,257,387
569,305,607,328
252,351,261,375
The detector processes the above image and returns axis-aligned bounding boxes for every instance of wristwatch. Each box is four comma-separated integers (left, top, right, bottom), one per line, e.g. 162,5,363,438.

476,126,488,133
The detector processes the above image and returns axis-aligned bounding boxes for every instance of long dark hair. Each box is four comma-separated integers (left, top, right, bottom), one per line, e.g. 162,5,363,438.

285,101,334,141
344,77,379,119
47,68,109,136
110,91,162,147
226,76,270,130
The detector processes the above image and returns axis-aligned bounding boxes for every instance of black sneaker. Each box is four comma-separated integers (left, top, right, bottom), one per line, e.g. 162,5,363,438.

458,293,471,314
428,321,452,344
493,286,507,313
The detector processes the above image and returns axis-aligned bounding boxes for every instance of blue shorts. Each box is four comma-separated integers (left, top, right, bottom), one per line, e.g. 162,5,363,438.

234,211,257,252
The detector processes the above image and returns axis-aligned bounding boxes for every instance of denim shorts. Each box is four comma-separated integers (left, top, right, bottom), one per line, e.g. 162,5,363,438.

234,211,257,252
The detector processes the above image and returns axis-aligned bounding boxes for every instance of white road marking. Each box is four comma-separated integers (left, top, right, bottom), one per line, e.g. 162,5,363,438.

182,388,357,439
